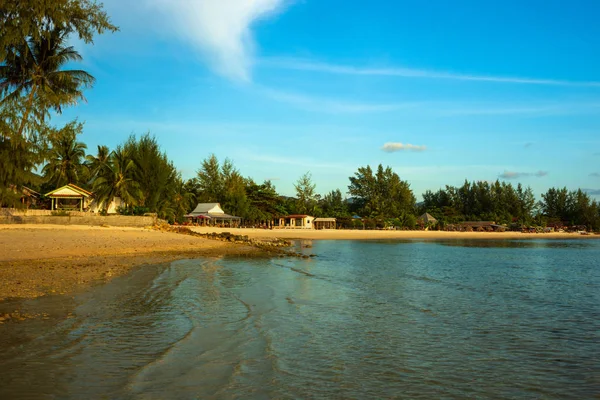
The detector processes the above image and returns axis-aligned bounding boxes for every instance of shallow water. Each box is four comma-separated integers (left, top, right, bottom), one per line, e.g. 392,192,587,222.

1,239,599,399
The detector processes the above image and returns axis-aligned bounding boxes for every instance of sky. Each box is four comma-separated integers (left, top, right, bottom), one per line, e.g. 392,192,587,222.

58,0,600,199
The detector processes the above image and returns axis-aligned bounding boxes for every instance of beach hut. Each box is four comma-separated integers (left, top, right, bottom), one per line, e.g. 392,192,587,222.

278,215,315,229
45,184,92,211
185,203,241,227
314,217,336,230
419,213,438,227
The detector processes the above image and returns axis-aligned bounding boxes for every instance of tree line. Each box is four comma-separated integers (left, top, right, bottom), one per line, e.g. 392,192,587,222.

2,1,599,230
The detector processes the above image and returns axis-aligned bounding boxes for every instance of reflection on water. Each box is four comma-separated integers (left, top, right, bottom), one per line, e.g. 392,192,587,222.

1,240,599,399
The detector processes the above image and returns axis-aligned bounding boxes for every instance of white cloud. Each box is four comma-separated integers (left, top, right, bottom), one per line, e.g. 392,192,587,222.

499,170,548,179
263,58,600,87
151,0,286,81
381,142,427,152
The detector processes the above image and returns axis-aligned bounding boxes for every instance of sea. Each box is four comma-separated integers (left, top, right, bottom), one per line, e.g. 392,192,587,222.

1,239,599,399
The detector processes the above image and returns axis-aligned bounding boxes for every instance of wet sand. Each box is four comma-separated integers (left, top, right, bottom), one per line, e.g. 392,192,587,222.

190,226,598,241
0,225,260,301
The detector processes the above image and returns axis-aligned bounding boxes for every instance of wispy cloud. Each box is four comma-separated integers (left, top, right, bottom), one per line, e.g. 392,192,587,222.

590,172,600,178
260,87,420,113
381,142,427,152
583,188,600,195
259,87,600,116
151,0,287,81
524,142,534,148
499,170,548,179
263,58,600,87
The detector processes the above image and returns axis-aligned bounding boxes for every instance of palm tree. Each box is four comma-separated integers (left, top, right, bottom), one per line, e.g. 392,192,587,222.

42,121,87,187
92,146,140,212
171,175,195,222
85,144,110,182
0,27,95,141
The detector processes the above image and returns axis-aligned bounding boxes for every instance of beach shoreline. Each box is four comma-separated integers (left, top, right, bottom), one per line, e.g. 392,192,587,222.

1,224,597,302
0,225,262,302
189,226,599,241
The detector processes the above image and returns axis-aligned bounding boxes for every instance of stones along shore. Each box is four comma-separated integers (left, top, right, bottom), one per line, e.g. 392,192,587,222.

156,225,317,259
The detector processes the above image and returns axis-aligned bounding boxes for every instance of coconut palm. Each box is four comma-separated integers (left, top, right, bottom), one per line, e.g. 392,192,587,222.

0,27,95,141
42,121,87,187
85,144,110,182
92,146,140,212
171,175,195,222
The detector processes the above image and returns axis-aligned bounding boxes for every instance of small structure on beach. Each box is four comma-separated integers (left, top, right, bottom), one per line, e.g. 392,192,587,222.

185,203,241,227
419,213,438,226
314,217,336,230
278,214,315,229
45,184,92,211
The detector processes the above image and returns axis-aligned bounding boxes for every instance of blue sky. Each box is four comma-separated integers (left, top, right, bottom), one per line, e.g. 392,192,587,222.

58,0,600,198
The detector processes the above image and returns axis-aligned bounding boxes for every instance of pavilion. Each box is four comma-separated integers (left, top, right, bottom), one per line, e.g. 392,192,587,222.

185,203,241,227
45,184,92,211
314,217,336,230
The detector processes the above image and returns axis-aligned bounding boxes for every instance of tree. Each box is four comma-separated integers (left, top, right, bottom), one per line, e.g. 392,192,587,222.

42,120,87,187
85,144,110,182
196,154,224,202
1,27,95,142
170,175,195,223
348,164,415,222
92,145,139,211
124,134,177,215
294,171,316,214
321,189,349,218
0,0,118,61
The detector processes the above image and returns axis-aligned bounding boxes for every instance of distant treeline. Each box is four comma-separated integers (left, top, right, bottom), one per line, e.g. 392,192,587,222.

2,128,599,231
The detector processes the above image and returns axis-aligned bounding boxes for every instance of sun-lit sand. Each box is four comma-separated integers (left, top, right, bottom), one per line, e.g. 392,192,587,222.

0,225,258,300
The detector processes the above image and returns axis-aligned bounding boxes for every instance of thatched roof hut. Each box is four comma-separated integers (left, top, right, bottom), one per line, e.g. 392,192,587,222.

419,213,437,225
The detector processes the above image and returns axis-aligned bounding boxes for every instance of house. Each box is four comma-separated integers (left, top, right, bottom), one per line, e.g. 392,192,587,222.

45,184,93,211
314,217,336,230
185,203,241,227
87,197,123,214
278,214,315,229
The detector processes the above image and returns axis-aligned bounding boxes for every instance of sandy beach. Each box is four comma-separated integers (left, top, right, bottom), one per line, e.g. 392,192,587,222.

0,225,260,301
189,226,598,241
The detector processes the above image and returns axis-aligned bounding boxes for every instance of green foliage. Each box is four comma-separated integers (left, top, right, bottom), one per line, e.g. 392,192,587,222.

0,0,118,61
294,171,317,215
42,120,87,187
348,164,415,219
421,180,538,225
320,189,349,218
92,144,140,211
123,133,177,219
540,187,599,230
1,0,116,199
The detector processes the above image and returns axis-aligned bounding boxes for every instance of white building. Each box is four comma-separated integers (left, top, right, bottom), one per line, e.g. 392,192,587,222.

278,214,315,229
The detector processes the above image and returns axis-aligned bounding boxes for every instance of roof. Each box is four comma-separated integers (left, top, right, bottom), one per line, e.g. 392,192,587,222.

314,218,336,222
45,183,92,198
419,213,437,223
190,203,224,214
22,186,40,197
285,214,311,218
186,213,240,220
